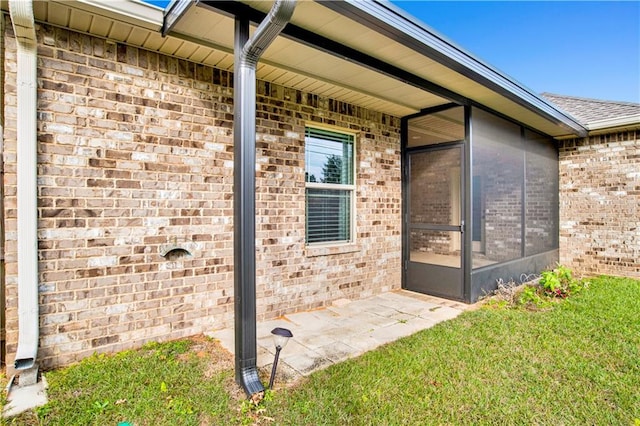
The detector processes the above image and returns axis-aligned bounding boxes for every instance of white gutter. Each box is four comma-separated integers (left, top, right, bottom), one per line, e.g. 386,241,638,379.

554,113,640,140
71,0,163,30
586,114,640,132
9,0,39,371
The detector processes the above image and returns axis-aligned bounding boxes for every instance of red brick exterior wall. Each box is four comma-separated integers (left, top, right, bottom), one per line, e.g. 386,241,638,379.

558,131,640,277
2,23,401,371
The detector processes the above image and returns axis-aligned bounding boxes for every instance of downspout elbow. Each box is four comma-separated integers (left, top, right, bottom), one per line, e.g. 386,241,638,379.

9,0,39,371
239,364,264,397
241,0,297,68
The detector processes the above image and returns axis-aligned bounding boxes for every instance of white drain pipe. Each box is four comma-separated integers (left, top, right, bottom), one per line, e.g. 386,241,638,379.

9,0,39,371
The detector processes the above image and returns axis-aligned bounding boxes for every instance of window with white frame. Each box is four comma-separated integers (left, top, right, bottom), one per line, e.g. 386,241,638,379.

305,126,355,244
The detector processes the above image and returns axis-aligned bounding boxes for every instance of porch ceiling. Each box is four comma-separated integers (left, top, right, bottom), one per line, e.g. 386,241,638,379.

174,1,445,117
5,0,587,138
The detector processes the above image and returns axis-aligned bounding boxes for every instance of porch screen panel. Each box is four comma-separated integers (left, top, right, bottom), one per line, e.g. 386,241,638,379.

524,130,559,255
471,107,524,265
407,106,464,147
409,148,461,226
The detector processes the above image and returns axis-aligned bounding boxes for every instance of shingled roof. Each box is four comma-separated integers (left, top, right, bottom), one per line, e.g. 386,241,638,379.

541,93,640,126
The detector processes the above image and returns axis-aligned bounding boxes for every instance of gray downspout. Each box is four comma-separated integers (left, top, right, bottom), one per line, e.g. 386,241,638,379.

8,0,39,372
233,0,296,397
0,6,7,368
0,6,7,364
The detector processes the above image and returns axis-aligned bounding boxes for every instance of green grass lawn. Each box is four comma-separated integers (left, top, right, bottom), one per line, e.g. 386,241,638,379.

3,276,639,425
272,275,639,425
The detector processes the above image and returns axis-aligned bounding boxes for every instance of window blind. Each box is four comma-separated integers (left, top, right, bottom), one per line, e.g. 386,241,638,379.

306,189,351,243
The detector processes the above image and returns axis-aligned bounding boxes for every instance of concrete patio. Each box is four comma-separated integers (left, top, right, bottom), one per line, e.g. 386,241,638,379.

2,289,468,418
207,290,469,385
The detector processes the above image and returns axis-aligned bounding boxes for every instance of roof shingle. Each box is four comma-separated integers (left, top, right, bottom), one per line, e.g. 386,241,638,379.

541,93,640,126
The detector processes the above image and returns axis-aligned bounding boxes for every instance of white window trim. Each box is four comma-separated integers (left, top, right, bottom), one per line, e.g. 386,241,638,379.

304,124,357,247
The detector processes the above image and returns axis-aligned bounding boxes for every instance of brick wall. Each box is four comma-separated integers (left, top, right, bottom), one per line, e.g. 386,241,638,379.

2,23,401,371
558,131,639,277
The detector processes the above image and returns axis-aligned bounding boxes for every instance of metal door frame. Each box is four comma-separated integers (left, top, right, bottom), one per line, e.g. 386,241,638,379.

401,104,471,302
403,142,465,300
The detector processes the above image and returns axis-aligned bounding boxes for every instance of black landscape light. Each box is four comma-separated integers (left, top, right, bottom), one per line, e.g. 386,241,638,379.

268,327,293,389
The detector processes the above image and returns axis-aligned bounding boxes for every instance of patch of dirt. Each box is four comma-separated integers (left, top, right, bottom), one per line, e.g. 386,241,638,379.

179,335,307,405
178,335,247,402
180,334,234,377
224,376,249,404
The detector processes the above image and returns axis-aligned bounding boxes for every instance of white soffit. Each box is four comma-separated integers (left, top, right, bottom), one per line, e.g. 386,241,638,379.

170,2,448,117
24,0,442,117
243,0,582,137
14,0,584,136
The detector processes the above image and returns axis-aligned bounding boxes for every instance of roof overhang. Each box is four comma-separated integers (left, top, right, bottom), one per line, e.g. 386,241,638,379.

4,0,588,138
575,114,640,138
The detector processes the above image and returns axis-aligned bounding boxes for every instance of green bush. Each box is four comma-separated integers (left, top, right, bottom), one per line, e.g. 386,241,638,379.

539,265,583,298
517,284,549,308
490,265,586,310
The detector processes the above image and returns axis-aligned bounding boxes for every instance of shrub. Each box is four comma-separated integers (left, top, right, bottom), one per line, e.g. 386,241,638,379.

486,265,586,311
539,265,583,298
518,284,547,308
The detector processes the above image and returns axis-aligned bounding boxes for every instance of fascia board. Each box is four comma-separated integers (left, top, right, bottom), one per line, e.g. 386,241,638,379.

326,0,588,137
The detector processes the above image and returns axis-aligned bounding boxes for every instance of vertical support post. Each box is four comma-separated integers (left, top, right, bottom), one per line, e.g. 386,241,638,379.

463,104,473,303
233,17,264,396
400,117,409,286
520,127,527,259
